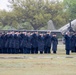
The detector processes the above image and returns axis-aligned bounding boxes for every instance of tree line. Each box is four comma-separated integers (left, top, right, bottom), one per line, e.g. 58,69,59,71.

0,0,76,30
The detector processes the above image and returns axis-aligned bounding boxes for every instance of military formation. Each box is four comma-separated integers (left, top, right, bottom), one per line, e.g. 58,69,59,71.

64,31,76,55
0,31,58,54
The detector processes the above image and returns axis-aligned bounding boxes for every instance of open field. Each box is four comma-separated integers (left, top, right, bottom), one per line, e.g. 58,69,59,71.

0,44,76,75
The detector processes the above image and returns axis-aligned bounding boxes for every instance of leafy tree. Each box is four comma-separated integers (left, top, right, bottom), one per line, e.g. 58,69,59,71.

9,0,52,29
2,25,16,30
0,0,70,30
0,10,17,26
63,0,76,20
19,22,34,30
0,22,3,29
44,0,69,28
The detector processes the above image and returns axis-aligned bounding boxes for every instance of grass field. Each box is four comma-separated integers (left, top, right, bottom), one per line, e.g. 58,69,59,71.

0,44,76,75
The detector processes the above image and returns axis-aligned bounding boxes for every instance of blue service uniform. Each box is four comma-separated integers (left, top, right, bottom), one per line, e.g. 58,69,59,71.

31,33,38,54
64,34,71,55
52,36,58,54
44,34,52,54
38,35,44,54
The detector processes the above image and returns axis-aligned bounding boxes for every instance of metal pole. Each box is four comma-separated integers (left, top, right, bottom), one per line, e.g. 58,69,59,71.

69,19,71,28
69,19,72,32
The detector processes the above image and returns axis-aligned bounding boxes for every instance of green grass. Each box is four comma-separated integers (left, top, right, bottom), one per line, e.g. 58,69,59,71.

0,44,76,75
0,57,76,75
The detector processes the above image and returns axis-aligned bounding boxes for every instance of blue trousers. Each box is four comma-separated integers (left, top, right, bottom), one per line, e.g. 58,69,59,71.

66,49,70,55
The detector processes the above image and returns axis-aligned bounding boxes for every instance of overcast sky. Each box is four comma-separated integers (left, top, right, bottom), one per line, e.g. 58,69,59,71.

0,0,10,11
0,0,63,11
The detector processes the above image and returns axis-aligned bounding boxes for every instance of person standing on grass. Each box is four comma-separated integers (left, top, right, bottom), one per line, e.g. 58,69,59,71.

20,32,27,54
14,32,20,54
31,32,38,54
0,33,2,53
44,31,52,54
64,31,71,55
71,32,76,53
72,32,76,53
38,33,44,54
51,34,58,54
26,32,32,54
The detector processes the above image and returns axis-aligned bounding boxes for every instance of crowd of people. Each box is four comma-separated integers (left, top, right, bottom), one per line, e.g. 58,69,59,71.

0,31,58,54
64,31,76,55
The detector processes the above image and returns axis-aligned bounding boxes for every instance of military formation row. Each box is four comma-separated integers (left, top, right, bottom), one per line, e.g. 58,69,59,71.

0,31,58,54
